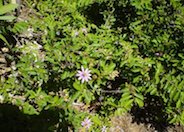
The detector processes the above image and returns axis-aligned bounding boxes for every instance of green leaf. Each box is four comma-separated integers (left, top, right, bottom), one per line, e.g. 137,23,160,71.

0,34,9,45
84,90,93,104
146,84,154,93
103,62,116,75
121,93,132,101
0,15,16,21
108,62,116,71
91,115,101,125
131,68,141,73
115,108,127,115
0,4,18,15
176,100,181,108
155,62,163,84
0,0,3,7
135,98,144,107
70,91,81,103
134,93,144,100
124,99,133,108
61,71,70,80
170,89,176,99
169,116,177,124
12,21,28,33
173,92,180,102
181,111,184,121
23,102,39,115
73,81,82,90
150,88,157,95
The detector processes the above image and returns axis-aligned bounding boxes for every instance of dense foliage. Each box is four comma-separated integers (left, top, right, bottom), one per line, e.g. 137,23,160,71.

1,0,184,131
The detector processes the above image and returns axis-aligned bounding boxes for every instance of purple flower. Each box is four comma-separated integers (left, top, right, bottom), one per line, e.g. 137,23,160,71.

74,31,79,36
101,126,107,132
81,117,92,129
76,66,92,83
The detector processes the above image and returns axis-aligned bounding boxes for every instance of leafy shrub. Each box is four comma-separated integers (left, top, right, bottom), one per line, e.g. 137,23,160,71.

1,0,184,131
0,2,18,47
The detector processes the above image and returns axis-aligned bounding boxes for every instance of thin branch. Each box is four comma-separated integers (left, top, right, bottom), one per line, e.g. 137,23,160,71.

99,89,122,94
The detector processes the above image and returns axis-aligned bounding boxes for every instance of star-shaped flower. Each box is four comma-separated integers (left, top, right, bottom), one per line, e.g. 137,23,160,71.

81,117,92,129
76,66,92,83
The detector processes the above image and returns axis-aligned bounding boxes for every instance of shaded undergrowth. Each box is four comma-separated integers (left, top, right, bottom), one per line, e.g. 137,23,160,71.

0,104,69,132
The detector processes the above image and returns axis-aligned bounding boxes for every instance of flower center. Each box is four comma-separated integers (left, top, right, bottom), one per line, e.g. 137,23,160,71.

82,72,87,77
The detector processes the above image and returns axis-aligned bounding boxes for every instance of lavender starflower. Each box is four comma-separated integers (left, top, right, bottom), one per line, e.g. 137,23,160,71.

76,67,92,83
101,126,107,132
74,31,79,37
81,117,92,129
